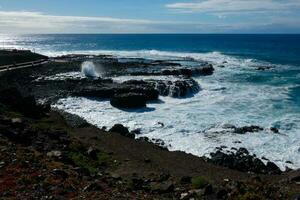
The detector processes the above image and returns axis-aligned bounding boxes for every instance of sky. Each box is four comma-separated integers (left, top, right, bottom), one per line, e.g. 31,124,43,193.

0,0,300,33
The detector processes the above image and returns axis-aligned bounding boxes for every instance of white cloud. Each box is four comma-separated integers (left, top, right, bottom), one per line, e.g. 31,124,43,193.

0,10,299,33
166,0,300,14
0,11,165,33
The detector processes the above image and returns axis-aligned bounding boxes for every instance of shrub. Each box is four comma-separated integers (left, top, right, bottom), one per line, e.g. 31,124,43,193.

191,176,208,189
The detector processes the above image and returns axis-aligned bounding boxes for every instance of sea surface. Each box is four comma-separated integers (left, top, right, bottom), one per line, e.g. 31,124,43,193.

2,34,300,170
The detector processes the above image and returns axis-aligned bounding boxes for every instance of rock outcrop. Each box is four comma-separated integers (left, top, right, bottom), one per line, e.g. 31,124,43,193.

208,148,281,174
110,93,147,109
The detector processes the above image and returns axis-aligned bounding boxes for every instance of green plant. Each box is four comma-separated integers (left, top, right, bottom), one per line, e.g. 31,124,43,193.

191,176,208,189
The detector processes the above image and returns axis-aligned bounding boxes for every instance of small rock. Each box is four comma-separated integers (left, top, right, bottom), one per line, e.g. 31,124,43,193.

270,127,279,133
217,189,228,199
52,169,68,179
109,124,135,139
110,172,121,180
204,184,213,195
234,125,263,134
266,162,281,174
11,118,23,124
291,176,300,184
110,93,147,109
159,172,170,182
130,178,144,190
180,176,192,184
47,151,62,158
87,147,99,160
151,181,174,193
83,182,102,192
180,193,189,200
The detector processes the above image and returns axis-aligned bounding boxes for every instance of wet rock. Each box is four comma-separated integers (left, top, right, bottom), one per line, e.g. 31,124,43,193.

109,124,135,139
222,124,236,129
234,125,263,134
270,127,279,133
161,65,214,76
266,162,281,174
74,86,115,98
208,148,282,174
256,66,272,71
110,93,147,109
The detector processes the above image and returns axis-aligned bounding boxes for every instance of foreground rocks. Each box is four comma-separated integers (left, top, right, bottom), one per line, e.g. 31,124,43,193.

208,148,282,175
1,54,299,199
110,93,147,109
130,64,215,77
124,78,200,98
0,87,297,199
0,87,49,118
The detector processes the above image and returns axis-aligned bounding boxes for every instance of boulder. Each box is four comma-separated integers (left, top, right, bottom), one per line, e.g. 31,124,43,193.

234,125,263,134
110,93,147,109
150,181,174,193
74,86,115,98
109,124,135,139
52,169,68,179
208,148,282,174
87,147,99,160
153,79,200,98
0,87,47,118
161,65,214,76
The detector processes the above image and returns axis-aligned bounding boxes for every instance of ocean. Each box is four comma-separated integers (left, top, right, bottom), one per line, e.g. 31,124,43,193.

2,34,300,170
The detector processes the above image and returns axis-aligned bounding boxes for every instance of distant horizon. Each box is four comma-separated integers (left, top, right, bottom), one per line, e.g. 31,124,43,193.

2,33,300,35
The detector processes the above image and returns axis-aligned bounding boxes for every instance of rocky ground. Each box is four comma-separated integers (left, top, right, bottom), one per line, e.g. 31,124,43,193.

0,50,47,66
0,54,300,199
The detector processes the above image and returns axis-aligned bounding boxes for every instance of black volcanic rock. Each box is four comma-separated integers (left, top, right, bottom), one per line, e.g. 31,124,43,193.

109,124,135,138
234,126,263,134
0,87,48,118
161,65,214,77
110,93,147,109
208,148,281,174
130,64,215,77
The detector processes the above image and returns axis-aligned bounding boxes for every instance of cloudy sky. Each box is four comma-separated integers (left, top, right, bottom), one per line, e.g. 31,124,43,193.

0,0,300,33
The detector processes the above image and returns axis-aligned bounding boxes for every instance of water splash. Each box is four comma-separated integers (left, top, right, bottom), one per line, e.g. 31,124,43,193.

81,61,99,78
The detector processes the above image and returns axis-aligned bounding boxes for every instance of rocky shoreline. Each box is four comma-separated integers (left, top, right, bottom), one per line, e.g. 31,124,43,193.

0,52,300,199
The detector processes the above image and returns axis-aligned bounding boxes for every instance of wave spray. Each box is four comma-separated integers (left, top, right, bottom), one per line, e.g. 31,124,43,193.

81,61,99,78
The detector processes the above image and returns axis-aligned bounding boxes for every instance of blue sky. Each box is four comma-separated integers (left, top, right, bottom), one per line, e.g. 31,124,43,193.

0,0,300,33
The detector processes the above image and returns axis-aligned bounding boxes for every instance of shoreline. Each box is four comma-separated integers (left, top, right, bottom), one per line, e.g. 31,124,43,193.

0,50,300,199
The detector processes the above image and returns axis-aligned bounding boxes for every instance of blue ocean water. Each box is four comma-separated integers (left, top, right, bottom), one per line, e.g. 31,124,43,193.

2,34,300,65
2,34,300,169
